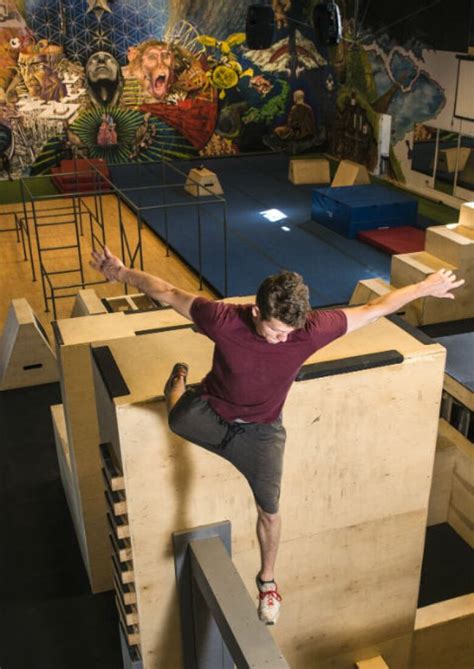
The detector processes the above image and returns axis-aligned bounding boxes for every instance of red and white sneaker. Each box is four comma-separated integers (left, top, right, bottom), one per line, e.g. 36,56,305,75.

256,576,282,625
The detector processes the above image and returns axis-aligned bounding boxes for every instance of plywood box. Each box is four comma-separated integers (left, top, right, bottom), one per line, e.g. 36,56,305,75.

0,299,58,390
436,147,471,173
289,158,330,185
71,289,108,317
54,295,254,593
184,167,223,197
91,318,445,668
331,159,370,187
412,594,474,668
426,419,456,526
458,201,474,228
349,279,420,326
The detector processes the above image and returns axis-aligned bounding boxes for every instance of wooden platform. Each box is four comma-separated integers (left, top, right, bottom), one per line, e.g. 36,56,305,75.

351,203,474,326
91,317,445,668
54,294,253,593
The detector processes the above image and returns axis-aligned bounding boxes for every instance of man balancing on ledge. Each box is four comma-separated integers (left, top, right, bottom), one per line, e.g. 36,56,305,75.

91,246,464,625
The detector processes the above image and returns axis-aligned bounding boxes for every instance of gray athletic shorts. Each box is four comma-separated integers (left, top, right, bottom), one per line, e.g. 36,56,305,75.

168,386,286,514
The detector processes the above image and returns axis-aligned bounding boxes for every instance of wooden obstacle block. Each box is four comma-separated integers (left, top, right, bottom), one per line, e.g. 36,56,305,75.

436,147,471,173
458,201,474,229
71,289,108,317
425,225,474,268
356,657,389,668
91,318,445,668
447,425,474,548
459,151,474,184
72,290,164,318
391,252,469,324
288,158,330,185
0,299,58,390
184,167,223,197
54,294,254,593
349,278,420,325
413,594,474,668
331,159,370,187
51,402,93,571
427,419,456,526
350,278,393,306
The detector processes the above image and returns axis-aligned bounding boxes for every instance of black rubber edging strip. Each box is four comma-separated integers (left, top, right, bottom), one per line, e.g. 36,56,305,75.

51,320,64,346
296,349,404,382
419,317,474,338
92,346,130,398
134,323,194,336
34,314,50,345
123,299,171,314
386,314,434,345
101,298,114,313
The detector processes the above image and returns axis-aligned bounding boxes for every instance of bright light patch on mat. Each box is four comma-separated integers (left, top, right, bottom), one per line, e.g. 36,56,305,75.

260,209,287,222
281,226,290,231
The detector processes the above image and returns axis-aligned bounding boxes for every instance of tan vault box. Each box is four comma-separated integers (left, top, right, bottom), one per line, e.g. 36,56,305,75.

91,317,446,668
289,158,330,185
54,295,253,593
184,167,223,197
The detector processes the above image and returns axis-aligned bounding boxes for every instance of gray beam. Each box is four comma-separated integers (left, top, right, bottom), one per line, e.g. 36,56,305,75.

173,522,234,669
190,536,290,669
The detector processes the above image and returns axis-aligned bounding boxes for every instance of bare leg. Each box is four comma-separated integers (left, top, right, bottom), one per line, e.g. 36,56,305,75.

256,504,281,582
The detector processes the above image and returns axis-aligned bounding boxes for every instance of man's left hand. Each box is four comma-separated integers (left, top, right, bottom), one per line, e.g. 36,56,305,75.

421,269,465,299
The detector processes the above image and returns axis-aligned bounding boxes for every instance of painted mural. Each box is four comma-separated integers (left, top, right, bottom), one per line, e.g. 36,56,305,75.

328,2,449,178
0,0,337,178
0,0,465,181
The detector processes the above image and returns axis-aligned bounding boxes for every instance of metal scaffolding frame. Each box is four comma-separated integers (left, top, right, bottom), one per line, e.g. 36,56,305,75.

19,153,229,319
19,163,122,319
0,206,34,281
81,156,229,297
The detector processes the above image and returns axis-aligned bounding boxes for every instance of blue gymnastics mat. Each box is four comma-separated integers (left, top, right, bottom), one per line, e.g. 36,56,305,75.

110,157,395,306
311,184,418,239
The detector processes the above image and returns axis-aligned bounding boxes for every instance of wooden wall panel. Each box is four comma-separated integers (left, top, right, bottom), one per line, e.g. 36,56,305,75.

91,319,446,668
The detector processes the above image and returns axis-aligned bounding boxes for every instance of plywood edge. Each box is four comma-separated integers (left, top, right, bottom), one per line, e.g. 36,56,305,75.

443,373,474,411
415,594,474,630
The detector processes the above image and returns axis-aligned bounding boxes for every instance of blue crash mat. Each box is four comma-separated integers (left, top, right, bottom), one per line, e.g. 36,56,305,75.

311,184,418,239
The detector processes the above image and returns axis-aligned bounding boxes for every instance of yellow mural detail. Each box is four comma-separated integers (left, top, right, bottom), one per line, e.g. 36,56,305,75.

197,33,253,99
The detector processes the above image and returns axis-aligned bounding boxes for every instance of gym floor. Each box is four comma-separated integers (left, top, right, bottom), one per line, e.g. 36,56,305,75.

0,381,471,668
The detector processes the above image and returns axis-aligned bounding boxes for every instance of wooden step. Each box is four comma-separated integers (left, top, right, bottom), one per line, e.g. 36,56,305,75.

99,442,125,492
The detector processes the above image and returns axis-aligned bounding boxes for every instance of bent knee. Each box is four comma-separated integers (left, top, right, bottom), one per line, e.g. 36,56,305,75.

257,504,280,523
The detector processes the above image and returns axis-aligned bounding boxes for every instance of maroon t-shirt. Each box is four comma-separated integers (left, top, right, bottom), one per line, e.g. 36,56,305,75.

190,298,347,424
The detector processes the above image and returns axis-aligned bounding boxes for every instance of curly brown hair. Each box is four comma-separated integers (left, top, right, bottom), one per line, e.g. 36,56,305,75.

256,271,310,329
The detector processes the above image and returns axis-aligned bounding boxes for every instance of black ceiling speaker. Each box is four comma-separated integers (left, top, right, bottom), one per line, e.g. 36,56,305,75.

246,4,275,50
313,1,342,46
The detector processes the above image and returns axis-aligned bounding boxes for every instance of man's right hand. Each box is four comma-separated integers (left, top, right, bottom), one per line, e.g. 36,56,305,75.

90,246,125,283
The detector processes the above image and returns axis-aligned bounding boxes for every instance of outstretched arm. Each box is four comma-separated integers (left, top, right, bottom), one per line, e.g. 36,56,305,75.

341,269,465,334
90,246,196,320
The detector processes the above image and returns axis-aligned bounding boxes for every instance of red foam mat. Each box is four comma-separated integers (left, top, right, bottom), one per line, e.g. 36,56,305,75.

357,226,425,255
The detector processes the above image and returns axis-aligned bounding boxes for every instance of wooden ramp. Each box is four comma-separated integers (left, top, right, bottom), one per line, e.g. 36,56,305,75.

0,298,58,390
91,318,445,668
331,159,370,187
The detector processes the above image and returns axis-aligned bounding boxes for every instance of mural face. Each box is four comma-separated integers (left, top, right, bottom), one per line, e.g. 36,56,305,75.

1,1,338,176
137,41,174,100
85,51,123,107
